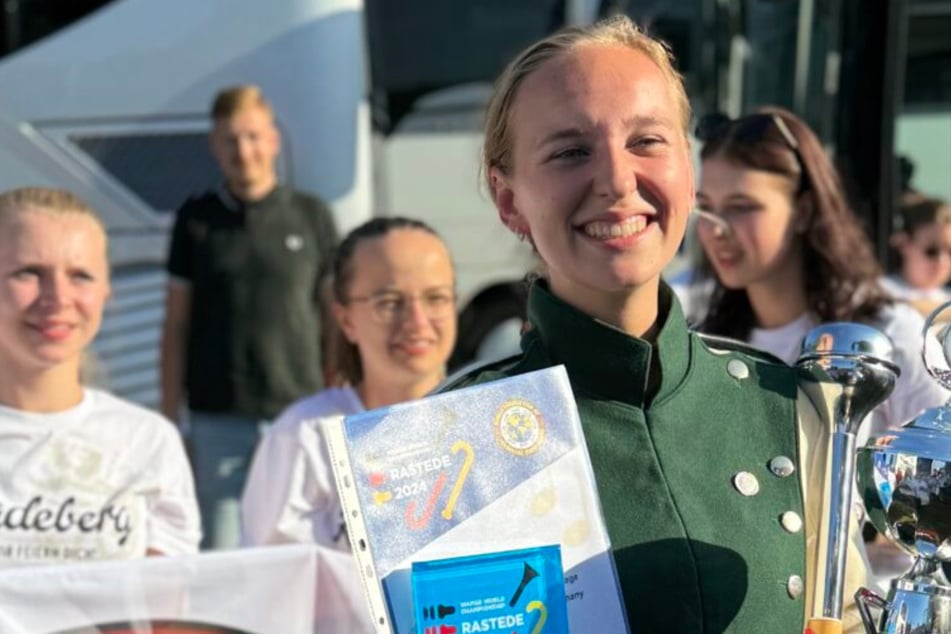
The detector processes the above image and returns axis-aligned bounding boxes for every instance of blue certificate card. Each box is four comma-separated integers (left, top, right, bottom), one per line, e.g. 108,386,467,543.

324,365,629,634
412,545,570,634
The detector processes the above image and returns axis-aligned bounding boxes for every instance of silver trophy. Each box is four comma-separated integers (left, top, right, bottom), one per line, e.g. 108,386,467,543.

796,322,900,630
855,302,951,632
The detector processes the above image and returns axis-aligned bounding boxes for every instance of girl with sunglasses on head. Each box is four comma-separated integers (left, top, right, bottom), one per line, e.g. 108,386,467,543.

444,17,873,632
0,187,200,567
690,106,948,442
241,217,457,550
883,192,951,317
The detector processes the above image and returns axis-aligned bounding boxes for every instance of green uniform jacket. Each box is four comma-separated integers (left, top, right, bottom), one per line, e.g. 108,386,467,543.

448,282,809,633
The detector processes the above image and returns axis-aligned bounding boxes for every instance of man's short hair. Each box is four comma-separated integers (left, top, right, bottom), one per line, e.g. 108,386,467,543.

210,84,273,120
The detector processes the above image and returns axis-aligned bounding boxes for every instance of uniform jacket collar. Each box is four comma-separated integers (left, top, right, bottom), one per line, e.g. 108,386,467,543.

521,280,691,408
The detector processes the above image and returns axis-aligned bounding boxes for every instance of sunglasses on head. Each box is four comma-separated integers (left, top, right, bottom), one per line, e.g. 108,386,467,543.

696,111,807,192
696,112,800,152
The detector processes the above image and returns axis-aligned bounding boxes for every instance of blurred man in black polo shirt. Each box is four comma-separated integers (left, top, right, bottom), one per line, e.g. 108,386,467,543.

161,84,337,549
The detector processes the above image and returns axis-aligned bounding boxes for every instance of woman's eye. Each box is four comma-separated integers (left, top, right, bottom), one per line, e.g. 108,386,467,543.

727,204,759,215
632,136,664,150
425,294,453,307
376,299,401,312
551,147,589,161
12,268,39,281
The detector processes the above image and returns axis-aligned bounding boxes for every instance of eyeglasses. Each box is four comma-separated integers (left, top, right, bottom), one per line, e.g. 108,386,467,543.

692,207,732,237
347,289,456,324
696,111,809,196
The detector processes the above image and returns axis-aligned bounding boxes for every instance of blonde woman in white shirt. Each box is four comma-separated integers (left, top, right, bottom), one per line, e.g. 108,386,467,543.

0,187,200,567
241,217,457,548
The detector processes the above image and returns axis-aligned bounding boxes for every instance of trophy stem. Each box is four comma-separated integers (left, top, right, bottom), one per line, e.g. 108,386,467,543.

822,428,858,619
796,322,900,630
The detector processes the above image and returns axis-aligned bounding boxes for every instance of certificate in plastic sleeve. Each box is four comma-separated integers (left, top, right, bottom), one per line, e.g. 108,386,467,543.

324,365,629,634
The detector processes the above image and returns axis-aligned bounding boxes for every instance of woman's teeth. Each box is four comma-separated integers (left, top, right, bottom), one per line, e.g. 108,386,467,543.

583,216,648,240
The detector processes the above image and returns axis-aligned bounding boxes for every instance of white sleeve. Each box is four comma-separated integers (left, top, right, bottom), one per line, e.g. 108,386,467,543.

881,305,950,429
241,414,337,547
147,422,202,555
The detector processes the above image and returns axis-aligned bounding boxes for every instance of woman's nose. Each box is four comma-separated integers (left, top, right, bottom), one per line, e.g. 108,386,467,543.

399,297,431,330
39,273,69,307
597,148,636,200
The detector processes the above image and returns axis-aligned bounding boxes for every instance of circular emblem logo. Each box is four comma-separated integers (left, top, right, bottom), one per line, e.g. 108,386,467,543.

285,234,304,251
494,399,545,456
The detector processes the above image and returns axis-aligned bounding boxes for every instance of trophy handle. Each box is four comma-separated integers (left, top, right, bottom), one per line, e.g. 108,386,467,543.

920,298,951,390
855,587,889,634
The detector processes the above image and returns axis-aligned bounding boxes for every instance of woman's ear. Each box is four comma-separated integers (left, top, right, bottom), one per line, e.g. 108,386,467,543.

331,301,358,344
890,231,910,250
795,194,814,234
490,167,529,238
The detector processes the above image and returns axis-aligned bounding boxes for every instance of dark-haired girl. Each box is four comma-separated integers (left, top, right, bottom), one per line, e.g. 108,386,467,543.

690,107,947,441
884,192,951,316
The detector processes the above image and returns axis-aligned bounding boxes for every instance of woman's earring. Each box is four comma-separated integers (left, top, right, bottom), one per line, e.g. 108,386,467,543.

515,228,528,243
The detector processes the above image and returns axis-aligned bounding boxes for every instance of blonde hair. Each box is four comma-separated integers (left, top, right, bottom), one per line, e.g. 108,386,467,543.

210,84,274,120
0,187,105,235
482,15,691,200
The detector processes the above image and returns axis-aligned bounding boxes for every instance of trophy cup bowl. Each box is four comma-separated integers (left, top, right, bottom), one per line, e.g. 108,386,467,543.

797,322,899,431
854,300,951,633
856,417,951,632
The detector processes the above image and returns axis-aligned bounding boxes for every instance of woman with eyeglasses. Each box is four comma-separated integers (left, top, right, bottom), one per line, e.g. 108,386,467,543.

689,106,948,440
241,217,457,548
883,191,951,317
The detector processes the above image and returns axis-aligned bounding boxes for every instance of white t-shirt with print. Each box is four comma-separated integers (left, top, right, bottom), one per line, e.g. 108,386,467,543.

749,303,950,443
240,387,364,549
0,389,201,567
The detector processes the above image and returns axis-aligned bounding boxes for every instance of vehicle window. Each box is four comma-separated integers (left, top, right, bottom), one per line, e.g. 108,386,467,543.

365,0,565,134
904,13,951,106
602,0,707,112
72,133,221,213
896,9,951,203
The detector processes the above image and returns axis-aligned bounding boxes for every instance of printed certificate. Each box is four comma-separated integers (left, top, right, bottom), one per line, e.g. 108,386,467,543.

325,365,629,634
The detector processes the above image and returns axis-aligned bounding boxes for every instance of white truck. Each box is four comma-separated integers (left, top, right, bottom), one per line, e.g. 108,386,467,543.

4,0,943,407
0,0,611,407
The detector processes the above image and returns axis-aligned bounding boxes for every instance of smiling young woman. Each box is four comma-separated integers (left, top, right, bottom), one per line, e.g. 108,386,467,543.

428,15,894,633
0,187,200,567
